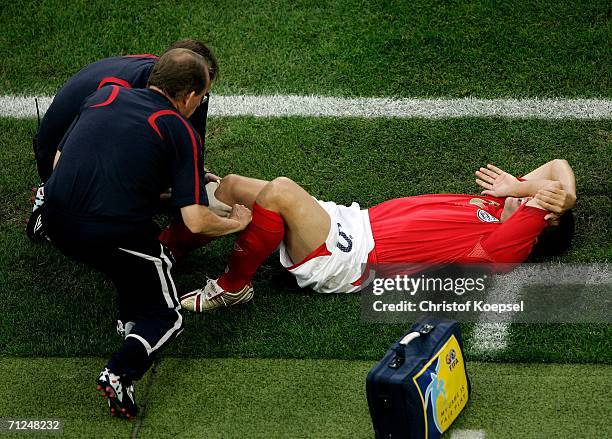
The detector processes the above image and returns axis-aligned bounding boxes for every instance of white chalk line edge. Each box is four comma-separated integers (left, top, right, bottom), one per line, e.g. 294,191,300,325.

1,95,611,119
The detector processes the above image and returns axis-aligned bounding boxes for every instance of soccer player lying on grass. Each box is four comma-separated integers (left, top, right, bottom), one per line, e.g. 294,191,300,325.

180,159,576,312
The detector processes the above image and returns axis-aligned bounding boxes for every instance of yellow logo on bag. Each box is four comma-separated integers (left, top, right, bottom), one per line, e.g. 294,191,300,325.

413,335,469,437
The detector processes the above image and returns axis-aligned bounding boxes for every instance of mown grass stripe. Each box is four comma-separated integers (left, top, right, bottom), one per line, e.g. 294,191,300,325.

1,95,611,119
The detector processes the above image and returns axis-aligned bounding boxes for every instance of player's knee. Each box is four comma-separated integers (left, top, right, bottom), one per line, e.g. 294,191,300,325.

271,176,296,190
269,177,298,199
221,173,240,185
215,173,241,202
257,177,296,209
219,173,240,192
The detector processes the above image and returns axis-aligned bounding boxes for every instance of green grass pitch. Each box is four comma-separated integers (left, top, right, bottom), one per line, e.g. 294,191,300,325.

0,0,610,97
0,0,611,437
1,118,610,363
0,358,610,438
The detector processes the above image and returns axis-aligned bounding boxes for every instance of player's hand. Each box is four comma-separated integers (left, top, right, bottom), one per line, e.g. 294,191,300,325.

230,204,252,231
205,172,221,183
534,182,576,220
475,164,519,197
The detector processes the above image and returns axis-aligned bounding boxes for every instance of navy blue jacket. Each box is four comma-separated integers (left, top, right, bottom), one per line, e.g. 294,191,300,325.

36,54,209,182
45,86,208,243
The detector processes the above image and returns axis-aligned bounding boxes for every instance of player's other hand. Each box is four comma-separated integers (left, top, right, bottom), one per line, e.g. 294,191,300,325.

534,181,576,220
475,164,519,197
230,204,252,231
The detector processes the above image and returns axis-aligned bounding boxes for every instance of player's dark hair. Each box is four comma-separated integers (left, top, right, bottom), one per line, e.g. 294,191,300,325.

528,210,575,260
166,39,218,82
147,48,210,100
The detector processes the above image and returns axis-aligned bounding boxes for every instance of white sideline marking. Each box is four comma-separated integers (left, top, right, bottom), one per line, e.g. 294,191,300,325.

470,322,510,354
470,264,612,355
1,95,611,119
470,265,537,355
451,429,486,439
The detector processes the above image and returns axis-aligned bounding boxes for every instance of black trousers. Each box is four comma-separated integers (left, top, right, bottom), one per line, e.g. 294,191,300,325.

45,209,183,381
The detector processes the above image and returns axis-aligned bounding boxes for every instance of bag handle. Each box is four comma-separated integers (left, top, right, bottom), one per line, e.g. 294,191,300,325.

388,323,435,369
399,331,421,346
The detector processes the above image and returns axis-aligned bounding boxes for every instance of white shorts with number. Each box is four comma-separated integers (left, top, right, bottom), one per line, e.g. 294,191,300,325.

279,200,374,293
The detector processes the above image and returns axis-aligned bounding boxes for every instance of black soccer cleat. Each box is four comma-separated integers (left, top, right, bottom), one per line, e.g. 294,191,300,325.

26,209,49,242
97,368,137,420
26,184,49,242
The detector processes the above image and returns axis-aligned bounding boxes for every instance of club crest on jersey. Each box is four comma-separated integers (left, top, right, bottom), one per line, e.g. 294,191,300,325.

336,223,353,253
477,209,499,223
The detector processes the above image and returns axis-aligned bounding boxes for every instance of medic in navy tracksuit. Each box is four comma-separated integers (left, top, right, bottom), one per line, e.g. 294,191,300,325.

43,84,208,412
29,50,214,257
34,54,209,182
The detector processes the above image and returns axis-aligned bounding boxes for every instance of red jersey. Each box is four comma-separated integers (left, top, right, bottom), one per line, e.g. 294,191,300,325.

368,194,548,264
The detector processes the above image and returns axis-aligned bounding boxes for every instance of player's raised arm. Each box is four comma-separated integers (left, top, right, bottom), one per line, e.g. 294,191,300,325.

522,159,576,194
475,164,519,197
475,161,577,213
522,160,577,219
475,163,554,198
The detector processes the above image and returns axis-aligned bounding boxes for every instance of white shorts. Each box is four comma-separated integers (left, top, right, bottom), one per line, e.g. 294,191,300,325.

279,200,374,293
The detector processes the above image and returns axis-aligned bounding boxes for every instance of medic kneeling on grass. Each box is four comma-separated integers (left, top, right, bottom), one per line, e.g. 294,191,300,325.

181,159,576,312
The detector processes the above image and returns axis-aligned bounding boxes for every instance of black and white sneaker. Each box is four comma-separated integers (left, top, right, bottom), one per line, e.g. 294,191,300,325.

26,209,48,242
116,320,135,339
26,184,49,242
96,368,137,419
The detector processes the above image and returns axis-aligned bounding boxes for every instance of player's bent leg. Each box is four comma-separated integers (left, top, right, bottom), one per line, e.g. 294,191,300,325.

214,174,268,208
181,177,331,312
160,174,269,261
258,176,330,265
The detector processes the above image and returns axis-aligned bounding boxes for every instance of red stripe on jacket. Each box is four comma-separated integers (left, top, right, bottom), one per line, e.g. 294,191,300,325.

91,85,121,108
97,76,132,90
147,110,201,203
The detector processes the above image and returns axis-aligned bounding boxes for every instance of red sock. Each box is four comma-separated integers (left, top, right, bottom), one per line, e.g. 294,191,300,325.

218,203,285,291
158,221,212,261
